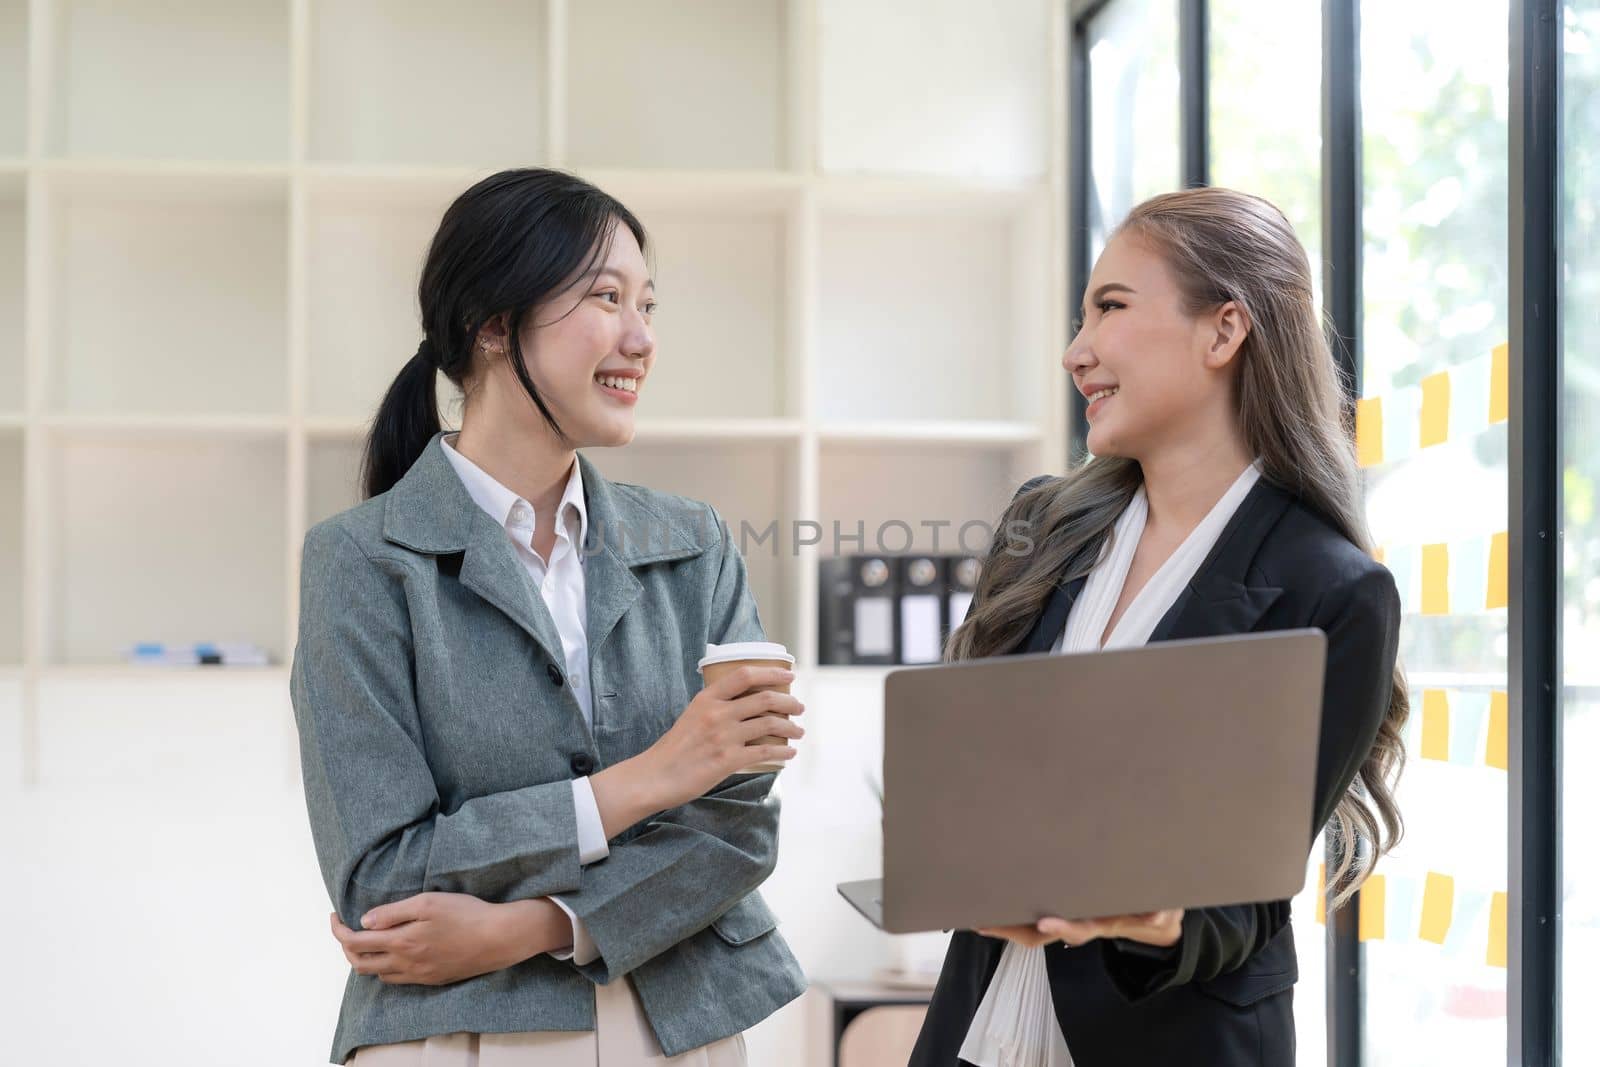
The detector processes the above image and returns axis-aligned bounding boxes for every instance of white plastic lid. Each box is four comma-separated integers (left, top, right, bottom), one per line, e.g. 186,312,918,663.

696,641,795,672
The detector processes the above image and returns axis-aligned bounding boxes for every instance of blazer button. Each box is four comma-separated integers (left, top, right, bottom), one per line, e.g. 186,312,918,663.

546,663,565,687
570,752,596,776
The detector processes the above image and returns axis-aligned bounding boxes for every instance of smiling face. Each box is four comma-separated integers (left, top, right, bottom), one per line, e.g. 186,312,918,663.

472,220,657,448
1063,230,1247,461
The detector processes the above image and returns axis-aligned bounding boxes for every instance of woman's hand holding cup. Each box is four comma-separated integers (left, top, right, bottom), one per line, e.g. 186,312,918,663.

645,662,805,808
589,642,803,837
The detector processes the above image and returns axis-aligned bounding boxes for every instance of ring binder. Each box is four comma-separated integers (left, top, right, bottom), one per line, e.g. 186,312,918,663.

897,556,943,664
817,553,985,665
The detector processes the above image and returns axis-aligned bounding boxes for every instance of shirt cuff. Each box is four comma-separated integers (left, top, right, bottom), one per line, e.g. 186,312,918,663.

571,776,610,867
547,895,600,966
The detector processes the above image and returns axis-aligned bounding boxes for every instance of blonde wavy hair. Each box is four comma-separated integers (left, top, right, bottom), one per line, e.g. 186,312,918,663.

946,187,1407,909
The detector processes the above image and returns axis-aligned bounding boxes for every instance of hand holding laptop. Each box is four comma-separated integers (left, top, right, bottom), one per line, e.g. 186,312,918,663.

977,910,1184,949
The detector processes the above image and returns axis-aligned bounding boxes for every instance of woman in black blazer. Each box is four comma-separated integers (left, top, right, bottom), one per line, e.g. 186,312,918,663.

910,188,1406,1067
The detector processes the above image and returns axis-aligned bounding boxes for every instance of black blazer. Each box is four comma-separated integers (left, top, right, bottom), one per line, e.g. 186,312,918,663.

910,474,1402,1067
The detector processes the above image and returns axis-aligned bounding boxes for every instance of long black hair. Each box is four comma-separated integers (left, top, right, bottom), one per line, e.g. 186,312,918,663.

361,168,649,499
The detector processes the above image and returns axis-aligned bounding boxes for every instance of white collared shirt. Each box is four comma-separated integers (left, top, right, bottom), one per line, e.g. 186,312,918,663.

440,432,607,964
960,460,1263,1067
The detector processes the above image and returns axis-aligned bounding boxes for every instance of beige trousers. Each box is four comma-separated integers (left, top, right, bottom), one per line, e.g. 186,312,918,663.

349,976,747,1067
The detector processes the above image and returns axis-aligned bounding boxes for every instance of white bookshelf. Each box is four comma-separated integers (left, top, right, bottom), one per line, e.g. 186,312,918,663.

818,440,1040,556
41,0,290,162
41,426,287,666
41,166,289,416
303,171,459,417
307,0,547,168
817,0,1052,179
564,0,797,172
4,0,1068,786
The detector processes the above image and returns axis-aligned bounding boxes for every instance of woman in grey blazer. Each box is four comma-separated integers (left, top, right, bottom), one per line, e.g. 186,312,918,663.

290,169,807,1066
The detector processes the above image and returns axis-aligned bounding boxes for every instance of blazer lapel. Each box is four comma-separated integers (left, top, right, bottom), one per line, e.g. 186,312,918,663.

562,451,719,661
1017,574,1088,654
574,452,654,659
383,432,572,668
1011,477,1296,654
1145,478,1294,643
458,513,569,665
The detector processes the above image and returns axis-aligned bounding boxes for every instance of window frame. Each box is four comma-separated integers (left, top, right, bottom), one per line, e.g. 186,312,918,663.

1065,0,1565,1061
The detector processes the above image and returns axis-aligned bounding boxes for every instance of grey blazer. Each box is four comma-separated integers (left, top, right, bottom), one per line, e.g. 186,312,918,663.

290,431,807,1065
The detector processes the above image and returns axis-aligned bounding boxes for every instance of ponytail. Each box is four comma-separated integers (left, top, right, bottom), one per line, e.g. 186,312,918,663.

361,340,443,499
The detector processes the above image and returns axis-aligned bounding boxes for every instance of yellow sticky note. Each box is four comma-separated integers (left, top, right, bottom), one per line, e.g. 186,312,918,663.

1421,543,1451,615
1489,343,1509,424
1356,396,1384,467
1486,531,1509,610
1420,689,1450,761
1487,890,1509,968
1487,690,1509,770
1420,371,1451,447
1359,873,1386,942
1419,872,1455,944
1315,863,1326,925
1373,545,1387,565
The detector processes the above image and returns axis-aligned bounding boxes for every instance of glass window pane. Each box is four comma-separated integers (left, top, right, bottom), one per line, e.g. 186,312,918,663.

1085,0,1179,259
1358,2,1510,1063
1207,6,1326,1060
1208,0,1323,310
1562,2,1600,1060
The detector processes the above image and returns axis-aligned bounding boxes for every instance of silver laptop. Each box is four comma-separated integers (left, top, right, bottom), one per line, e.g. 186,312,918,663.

838,629,1327,934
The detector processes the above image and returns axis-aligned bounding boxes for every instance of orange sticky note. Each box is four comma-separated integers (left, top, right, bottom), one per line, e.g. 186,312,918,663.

1489,343,1509,424
1487,690,1509,770
1420,689,1450,761
1487,891,1508,968
1486,531,1509,610
1315,863,1327,925
1419,872,1455,944
1373,545,1387,565
1356,396,1384,467
1421,543,1450,615
1359,873,1386,942
1420,371,1451,447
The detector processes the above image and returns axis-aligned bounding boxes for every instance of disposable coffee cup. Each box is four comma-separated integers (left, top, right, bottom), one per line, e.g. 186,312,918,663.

696,641,797,773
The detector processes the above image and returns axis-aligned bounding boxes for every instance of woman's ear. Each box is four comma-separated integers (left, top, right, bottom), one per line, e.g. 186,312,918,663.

474,314,511,355
1203,300,1251,370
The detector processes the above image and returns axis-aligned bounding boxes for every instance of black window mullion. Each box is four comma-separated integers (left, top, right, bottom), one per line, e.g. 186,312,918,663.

1068,10,1092,466
1507,0,1563,1062
1322,0,1362,398
1179,0,1209,187
1321,0,1363,1064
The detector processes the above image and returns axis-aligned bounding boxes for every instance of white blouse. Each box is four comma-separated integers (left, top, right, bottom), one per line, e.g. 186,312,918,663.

958,461,1262,1067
